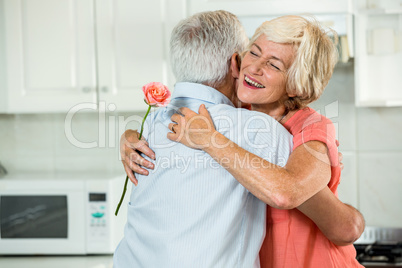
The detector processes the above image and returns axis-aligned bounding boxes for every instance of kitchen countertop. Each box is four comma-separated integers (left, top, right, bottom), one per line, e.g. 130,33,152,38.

0,255,113,268
361,264,402,267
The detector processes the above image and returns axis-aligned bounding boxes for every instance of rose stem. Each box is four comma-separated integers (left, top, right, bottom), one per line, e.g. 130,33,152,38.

115,105,152,216
138,104,152,140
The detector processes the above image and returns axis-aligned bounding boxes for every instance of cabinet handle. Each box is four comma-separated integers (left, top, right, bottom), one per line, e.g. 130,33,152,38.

82,87,92,93
101,86,108,93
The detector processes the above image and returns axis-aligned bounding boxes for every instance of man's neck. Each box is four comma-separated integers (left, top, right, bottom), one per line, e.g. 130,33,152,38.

217,85,235,103
205,77,238,108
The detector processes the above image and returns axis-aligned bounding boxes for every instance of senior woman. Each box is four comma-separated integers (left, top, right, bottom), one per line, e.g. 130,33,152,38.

165,15,364,267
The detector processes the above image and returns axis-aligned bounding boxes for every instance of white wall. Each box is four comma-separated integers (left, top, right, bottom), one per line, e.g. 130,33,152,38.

0,62,402,227
310,62,402,228
0,111,144,175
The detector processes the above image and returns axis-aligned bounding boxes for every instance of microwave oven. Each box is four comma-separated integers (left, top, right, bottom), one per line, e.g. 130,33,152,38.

0,172,130,255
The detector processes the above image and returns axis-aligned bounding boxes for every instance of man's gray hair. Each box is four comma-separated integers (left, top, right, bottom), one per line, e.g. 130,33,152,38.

170,10,248,88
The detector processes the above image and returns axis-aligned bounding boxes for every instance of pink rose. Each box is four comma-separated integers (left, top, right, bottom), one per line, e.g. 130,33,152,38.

142,82,171,107
116,81,171,216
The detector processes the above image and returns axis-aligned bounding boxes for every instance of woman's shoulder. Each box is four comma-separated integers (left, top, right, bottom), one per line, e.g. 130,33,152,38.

289,107,335,132
283,107,336,148
293,107,330,121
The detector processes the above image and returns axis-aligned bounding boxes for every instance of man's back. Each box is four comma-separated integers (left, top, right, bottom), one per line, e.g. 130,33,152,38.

113,83,292,268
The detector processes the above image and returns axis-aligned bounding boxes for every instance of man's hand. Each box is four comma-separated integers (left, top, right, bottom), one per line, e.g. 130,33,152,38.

120,129,155,185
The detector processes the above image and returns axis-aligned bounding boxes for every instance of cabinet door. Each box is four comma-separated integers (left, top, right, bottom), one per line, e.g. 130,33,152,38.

0,3,5,114
4,0,97,113
188,0,349,17
354,10,402,106
96,0,185,112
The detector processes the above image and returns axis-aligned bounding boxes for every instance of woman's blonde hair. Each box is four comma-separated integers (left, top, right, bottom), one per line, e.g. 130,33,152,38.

246,15,339,110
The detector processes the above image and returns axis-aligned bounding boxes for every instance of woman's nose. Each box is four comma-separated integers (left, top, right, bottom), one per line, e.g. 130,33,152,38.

248,59,264,75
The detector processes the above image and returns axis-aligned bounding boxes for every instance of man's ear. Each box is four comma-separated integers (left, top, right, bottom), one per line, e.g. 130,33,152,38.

230,53,241,79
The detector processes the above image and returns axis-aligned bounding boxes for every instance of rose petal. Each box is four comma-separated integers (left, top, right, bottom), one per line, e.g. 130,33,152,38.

142,82,171,107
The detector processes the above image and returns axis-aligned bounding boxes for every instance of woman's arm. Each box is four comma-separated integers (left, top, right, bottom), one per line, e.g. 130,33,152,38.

119,109,365,245
168,105,330,209
209,132,331,209
120,129,155,185
167,105,365,245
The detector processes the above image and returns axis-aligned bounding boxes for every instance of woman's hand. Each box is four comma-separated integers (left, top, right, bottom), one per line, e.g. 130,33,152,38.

167,104,217,150
120,129,155,185
338,151,344,170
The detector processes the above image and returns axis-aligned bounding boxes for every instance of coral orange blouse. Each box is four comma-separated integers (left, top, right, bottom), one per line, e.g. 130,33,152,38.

259,107,363,268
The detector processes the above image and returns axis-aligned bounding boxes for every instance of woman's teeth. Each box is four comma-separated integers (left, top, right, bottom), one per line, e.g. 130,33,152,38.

245,76,264,88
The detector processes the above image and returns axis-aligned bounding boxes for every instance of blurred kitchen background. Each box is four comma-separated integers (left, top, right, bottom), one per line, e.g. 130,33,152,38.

0,0,402,264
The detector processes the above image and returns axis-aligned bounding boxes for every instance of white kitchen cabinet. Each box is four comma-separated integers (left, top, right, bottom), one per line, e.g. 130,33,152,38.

95,0,184,111
354,0,402,106
1,0,185,113
3,0,97,113
188,0,350,17
187,0,355,64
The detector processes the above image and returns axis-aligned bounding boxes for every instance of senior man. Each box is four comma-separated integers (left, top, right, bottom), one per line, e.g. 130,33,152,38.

113,10,292,268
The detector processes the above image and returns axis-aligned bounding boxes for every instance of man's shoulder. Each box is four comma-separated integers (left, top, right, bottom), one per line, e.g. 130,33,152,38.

208,104,271,121
208,104,292,167
208,104,291,136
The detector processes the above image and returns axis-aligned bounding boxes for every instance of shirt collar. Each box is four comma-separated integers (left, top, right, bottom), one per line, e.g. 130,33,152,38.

171,82,235,107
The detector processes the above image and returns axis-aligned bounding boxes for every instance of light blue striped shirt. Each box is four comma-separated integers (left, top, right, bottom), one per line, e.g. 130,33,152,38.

113,82,292,268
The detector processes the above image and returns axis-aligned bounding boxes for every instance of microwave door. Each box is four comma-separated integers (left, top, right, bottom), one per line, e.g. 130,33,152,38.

1,195,68,239
0,192,86,255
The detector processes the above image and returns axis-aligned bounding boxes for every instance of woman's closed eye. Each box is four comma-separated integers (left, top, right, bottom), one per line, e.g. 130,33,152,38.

269,61,281,71
249,50,284,71
250,50,259,57
271,64,280,70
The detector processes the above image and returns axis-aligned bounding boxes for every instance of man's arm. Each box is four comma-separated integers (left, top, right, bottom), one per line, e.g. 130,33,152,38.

298,187,365,246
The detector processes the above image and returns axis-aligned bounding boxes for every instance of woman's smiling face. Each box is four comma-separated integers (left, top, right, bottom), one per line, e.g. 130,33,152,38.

237,34,296,111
